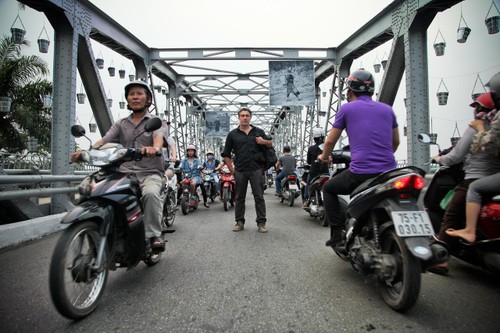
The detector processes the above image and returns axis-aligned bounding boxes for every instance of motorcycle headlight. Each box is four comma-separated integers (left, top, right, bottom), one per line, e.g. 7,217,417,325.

109,148,128,163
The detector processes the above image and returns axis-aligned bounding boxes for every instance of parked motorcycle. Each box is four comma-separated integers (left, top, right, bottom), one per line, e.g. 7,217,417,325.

419,133,500,276
220,165,236,211
202,168,218,202
279,173,300,206
330,146,448,312
179,166,203,215
49,117,167,320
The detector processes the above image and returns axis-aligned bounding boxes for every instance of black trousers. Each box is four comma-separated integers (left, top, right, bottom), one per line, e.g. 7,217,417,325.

323,170,379,238
234,169,266,224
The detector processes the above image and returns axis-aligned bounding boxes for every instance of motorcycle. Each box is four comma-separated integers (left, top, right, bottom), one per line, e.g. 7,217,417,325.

302,160,348,227
161,164,179,230
279,173,300,207
419,133,500,276
179,166,204,215
219,165,236,211
49,117,168,320
266,169,274,188
202,168,218,202
330,146,448,312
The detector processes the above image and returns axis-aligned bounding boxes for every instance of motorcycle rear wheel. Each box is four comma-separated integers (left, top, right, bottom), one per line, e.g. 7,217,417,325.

49,220,108,320
379,228,421,312
289,190,295,207
181,196,189,215
144,251,162,266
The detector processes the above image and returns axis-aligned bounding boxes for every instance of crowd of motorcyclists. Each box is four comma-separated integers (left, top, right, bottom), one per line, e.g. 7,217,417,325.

64,70,500,318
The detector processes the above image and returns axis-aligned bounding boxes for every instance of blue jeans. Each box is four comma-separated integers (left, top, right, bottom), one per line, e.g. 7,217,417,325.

275,171,292,194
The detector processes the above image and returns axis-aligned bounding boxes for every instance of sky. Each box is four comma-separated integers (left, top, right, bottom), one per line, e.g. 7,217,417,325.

1,0,500,162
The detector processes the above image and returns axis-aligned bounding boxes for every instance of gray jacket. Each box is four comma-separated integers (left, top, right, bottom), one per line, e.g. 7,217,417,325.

437,126,500,179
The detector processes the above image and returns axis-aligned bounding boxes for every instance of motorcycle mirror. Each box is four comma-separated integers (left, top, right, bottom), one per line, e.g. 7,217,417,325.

71,125,86,138
417,133,431,144
71,124,93,149
145,117,162,132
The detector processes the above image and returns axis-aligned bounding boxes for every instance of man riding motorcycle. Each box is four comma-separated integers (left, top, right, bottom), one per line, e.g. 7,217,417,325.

71,80,167,251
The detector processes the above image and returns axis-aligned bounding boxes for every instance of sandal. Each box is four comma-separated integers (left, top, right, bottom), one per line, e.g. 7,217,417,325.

204,202,210,208
427,263,449,276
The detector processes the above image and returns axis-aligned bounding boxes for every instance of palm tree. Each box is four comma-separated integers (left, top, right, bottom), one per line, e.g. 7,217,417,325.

0,34,52,153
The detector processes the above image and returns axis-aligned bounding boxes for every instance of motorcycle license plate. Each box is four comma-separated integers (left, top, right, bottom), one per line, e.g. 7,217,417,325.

391,211,434,237
288,183,298,190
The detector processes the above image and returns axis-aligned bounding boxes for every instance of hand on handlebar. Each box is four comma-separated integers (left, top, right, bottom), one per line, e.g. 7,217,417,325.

140,146,161,157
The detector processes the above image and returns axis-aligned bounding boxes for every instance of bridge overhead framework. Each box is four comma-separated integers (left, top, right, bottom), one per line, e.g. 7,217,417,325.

15,0,463,214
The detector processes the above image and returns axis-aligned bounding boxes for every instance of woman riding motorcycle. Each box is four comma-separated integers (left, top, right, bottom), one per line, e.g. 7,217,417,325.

180,145,209,208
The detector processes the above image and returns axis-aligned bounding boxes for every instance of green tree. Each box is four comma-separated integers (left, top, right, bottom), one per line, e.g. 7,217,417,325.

0,34,52,153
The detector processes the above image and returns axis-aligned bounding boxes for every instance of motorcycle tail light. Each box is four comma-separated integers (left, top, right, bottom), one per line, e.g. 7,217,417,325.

393,175,425,190
288,175,296,180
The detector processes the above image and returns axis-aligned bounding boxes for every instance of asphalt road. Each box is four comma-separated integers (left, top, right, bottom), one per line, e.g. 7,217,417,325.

0,190,499,333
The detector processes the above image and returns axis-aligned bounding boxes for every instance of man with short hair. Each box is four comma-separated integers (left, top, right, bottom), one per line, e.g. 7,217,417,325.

222,107,273,233
274,146,296,196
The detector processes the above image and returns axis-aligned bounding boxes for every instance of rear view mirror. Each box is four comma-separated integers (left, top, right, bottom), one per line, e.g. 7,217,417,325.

417,133,431,144
145,117,162,132
71,125,86,138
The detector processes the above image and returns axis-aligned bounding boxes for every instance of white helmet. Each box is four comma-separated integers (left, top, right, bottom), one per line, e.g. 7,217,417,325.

312,127,324,138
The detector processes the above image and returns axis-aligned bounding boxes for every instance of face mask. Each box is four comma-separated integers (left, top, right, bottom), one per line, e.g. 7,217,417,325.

207,155,214,160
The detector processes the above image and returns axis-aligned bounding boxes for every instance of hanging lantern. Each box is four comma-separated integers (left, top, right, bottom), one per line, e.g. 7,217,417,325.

0,96,12,113
373,55,381,73
457,9,471,43
485,0,500,34
108,60,116,77
471,74,487,100
77,83,86,104
42,95,53,109
436,79,449,106
107,98,113,108
429,133,438,144
10,14,26,44
119,101,126,109
89,115,97,133
37,25,50,53
96,51,104,69
27,137,38,151
450,122,461,146
433,29,446,56
119,64,126,79
381,52,388,70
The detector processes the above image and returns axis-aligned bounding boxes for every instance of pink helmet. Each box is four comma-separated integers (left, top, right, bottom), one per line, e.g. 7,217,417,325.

470,92,495,110
186,144,196,151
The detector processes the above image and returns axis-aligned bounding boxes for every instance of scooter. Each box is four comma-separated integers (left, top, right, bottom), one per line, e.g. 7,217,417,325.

220,165,236,211
49,117,167,320
419,133,500,276
266,169,274,188
279,173,300,207
202,168,218,202
179,166,203,215
161,164,179,230
330,146,448,312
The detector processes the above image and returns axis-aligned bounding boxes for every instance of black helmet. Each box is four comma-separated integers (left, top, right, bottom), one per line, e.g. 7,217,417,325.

346,70,375,93
124,80,153,99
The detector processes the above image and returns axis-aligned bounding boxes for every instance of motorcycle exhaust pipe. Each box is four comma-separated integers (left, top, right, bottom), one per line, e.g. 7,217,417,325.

430,243,449,264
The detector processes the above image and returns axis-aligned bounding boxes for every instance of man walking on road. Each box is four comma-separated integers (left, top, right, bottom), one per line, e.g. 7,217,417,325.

222,107,273,233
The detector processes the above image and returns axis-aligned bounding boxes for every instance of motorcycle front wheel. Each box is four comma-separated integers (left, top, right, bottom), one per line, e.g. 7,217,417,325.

49,220,108,320
223,187,229,211
181,196,189,215
161,190,176,229
379,228,421,312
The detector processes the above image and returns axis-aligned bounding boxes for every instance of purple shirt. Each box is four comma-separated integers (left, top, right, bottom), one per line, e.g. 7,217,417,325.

332,95,398,174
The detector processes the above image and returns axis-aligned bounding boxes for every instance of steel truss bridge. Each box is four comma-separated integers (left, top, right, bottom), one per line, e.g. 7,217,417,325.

4,0,462,214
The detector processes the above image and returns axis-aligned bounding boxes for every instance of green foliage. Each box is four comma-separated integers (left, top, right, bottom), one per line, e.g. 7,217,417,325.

0,35,52,153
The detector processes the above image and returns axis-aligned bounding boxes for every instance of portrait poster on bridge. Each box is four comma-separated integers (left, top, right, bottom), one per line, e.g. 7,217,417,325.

269,60,315,106
205,112,230,137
